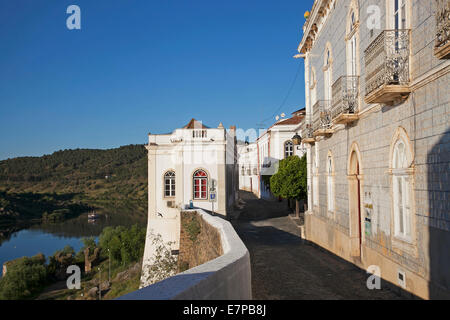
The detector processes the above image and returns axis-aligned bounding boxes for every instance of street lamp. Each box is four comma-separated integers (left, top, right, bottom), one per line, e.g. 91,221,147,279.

292,132,302,146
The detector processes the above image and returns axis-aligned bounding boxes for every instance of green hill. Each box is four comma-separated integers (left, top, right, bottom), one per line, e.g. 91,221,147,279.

0,145,148,233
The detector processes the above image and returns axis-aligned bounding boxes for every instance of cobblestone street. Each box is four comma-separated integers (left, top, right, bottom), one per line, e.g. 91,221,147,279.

231,191,406,300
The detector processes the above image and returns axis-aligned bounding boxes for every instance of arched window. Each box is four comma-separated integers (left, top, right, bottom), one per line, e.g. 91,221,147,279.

310,67,317,107
351,11,355,30
392,139,412,239
327,153,335,213
284,141,294,158
193,169,208,200
324,46,333,101
389,127,414,243
347,9,358,77
164,171,175,197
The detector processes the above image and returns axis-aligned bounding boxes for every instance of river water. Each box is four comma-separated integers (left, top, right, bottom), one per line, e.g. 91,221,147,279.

0,211,147,276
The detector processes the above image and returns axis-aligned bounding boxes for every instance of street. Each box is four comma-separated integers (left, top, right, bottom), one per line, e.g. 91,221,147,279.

232,191,405,300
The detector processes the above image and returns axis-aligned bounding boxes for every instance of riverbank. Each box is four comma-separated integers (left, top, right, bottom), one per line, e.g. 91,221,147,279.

37,259,142,300
0,224,146,300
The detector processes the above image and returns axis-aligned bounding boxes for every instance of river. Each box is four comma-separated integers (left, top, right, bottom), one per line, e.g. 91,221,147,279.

0,211,147,276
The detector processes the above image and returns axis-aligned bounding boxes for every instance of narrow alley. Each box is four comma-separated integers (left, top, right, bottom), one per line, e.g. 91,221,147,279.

231,191,406,300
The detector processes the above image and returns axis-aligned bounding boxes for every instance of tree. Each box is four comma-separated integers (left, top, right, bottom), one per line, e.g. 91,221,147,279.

270,155,307,217
0,254,47,300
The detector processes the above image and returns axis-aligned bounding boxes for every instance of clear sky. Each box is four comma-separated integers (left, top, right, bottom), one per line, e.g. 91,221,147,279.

0,0,312,160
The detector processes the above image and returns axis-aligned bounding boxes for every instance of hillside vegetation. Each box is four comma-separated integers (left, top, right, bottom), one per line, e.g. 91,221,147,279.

0,145,148,233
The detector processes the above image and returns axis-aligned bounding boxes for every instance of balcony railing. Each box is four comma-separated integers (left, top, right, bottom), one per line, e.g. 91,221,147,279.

364,29,411,104
331,76,359,124
435,0,450,59
301,114,315,143
312,100,333,136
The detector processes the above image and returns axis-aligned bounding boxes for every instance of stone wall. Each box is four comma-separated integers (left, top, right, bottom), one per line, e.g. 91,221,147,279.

119,209,251,300
178,211,223,272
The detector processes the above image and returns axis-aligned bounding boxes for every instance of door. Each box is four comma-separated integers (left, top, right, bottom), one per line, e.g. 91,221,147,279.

349,150,362,258
356,162,362,256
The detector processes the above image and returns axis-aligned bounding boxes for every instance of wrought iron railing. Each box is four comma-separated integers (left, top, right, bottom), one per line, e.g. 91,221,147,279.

436,0,450,51
331,76,359,120
312,100,332,132
364,29,410,96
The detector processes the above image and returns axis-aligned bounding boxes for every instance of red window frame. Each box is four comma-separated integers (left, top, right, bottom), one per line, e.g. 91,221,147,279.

193,170,208,200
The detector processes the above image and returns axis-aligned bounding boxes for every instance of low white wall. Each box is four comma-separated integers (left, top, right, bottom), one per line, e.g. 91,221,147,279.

118,209,252,300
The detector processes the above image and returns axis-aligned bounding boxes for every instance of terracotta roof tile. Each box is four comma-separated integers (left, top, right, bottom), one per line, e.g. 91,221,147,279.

183,118,209,129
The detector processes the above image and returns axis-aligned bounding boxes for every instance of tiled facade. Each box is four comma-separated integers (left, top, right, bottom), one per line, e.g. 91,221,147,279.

298,0,449,299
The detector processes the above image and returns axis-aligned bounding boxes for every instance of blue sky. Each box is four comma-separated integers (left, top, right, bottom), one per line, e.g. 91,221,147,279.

0,0,312,160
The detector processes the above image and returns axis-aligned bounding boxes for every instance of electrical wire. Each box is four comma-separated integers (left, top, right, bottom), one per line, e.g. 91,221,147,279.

258,61,303,127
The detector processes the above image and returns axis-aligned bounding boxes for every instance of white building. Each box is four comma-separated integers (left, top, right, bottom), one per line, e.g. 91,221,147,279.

237,141,258,196
256,108,307,199
237,109,307,199
141,118,238,287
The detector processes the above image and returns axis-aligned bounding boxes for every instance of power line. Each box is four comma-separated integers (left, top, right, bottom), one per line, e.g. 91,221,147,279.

258,61,303,126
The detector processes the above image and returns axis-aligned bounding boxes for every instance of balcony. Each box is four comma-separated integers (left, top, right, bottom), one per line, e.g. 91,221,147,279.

301,115,315,144
435,0,450,59
331,76,360,124
364,29,411,105
312,100,333,137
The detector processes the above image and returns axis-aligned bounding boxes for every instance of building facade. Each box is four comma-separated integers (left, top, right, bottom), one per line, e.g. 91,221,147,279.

141,119,238,286
238,141,259,196
298,0,449,299
237,109,307,199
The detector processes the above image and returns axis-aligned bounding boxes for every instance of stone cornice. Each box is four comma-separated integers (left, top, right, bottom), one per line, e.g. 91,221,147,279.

298,0,334,54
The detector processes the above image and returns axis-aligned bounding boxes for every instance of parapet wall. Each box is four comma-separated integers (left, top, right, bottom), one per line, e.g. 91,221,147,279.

119,209,252,300
177,211,223,272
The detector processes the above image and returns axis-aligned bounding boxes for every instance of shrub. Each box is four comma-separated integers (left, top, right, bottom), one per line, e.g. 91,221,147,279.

98,225,146,266
0,254,47,300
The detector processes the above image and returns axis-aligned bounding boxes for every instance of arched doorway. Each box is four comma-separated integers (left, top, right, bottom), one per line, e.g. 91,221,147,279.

348,143,363,258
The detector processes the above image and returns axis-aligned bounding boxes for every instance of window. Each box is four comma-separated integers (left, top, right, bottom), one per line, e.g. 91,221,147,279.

392,140,411,239
284,141,293,158
327,154,335,212
324,47,333,101
345,5,359,81
164,171,175,197
193,169,208,200
351,11,355,30
313,148,319,206
347,10,357,77
310,68,317,106
393,0,406,30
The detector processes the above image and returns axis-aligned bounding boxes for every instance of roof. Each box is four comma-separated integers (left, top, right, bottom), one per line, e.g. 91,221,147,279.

291,107,306,116
183,118,210,129
269,115,304,128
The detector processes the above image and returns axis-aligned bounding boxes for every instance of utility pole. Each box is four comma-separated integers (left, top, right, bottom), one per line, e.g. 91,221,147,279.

108,248,111,283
